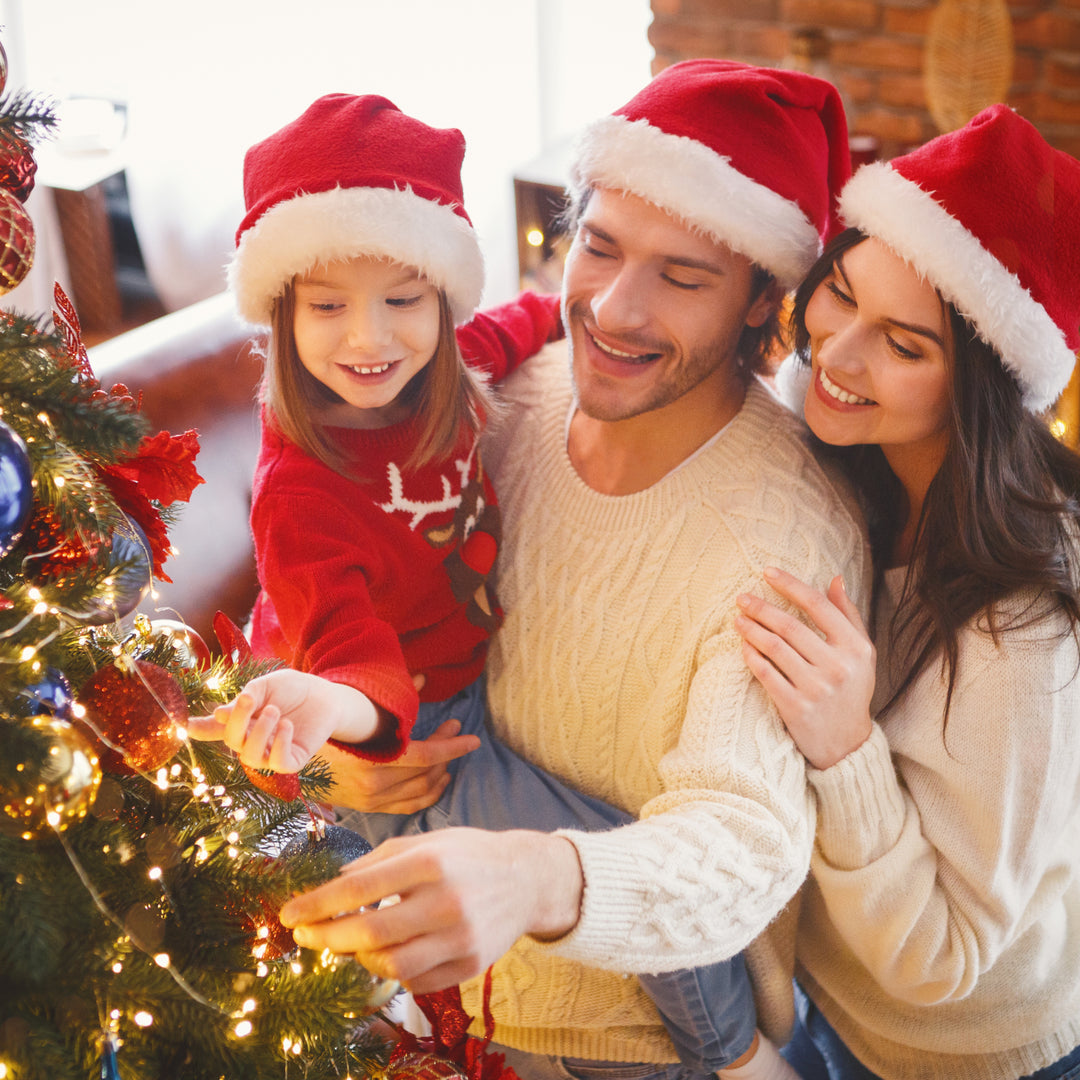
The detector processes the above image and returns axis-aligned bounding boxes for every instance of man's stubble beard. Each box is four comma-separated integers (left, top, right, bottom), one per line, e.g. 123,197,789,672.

563,298,740,424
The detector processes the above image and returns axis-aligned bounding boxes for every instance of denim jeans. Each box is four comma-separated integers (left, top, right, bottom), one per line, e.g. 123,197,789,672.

783,982,1080,1080
336,677,757,1073
490,1041,715,1080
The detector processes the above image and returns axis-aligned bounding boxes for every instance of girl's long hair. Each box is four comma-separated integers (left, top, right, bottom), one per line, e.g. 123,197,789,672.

262,280,493,478
791,227,1080,719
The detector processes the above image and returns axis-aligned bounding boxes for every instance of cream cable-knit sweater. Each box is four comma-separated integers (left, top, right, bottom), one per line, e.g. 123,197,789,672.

798,566,1080,1079
459,344,870,1063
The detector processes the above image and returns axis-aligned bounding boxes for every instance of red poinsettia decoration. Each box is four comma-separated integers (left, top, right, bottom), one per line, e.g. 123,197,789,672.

97,428,204,582
389,973,521,1080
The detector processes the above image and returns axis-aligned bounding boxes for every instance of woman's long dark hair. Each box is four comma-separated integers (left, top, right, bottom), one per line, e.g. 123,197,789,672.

791,228,1080,719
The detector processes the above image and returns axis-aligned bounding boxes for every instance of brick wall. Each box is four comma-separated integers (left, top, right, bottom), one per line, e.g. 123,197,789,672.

649,0,1080,159
648,0,1080,438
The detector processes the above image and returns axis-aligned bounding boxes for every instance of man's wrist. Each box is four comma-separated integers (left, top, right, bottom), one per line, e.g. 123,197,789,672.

516,832,583,941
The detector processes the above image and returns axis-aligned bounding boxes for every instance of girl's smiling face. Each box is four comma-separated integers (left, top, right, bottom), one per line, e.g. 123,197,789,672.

802,236,953,484
292,255,441,428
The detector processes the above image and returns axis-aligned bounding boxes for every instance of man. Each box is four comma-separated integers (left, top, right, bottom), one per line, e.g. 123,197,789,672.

281,60,868,1075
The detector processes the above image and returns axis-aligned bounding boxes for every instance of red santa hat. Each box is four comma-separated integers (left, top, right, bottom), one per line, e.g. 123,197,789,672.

840,104,1080,412
569,59,852,290
229,93,484,327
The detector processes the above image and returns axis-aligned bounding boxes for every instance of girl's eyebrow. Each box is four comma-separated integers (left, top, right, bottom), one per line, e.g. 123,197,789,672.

834,253,944,347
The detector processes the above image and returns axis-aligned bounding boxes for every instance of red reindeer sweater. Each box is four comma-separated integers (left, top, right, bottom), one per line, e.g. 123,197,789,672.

249,291,561,758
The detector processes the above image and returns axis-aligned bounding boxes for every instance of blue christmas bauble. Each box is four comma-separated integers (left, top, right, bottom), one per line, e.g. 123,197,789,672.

75,516,152,625
20,667,75,718
0,419,32,556
282,823,373,867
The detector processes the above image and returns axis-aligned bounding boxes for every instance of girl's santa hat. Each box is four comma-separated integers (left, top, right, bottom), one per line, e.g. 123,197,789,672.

569,59,852,290
839,103,1080,413
229,94,484,326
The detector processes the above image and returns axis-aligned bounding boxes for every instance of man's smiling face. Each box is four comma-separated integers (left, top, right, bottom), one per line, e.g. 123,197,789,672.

561,186,775,424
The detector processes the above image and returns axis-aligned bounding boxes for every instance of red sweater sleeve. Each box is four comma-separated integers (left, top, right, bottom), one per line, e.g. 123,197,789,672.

456,290,563,381
251,483,416,761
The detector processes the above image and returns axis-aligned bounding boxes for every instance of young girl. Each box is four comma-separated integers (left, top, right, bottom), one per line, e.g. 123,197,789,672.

198,94,794,1080
737,104,1080,1078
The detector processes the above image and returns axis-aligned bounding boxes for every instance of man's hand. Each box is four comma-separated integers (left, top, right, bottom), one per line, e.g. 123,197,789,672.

322,719,481,813
278,827,583,994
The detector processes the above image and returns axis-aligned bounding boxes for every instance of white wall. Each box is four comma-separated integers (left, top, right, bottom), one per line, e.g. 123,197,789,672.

2,0,651,313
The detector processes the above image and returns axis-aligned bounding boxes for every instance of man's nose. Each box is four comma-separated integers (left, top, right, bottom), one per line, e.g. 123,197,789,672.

590,268,649,333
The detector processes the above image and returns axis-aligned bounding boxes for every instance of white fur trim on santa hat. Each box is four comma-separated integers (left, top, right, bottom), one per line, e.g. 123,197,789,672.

841,162,1075,412
570,114,821,289
228,184,484,327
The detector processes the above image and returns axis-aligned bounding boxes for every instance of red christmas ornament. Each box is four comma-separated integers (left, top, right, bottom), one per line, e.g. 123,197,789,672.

21,506,99,582
0,139,37,202
389,975,521,1080
77,660,188,774
241,763,301,802
0,188,34,294
250,896,298,961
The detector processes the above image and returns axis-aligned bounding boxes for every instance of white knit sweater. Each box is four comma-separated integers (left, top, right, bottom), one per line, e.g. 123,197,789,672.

798,565,1080,1079
459,344,870,1063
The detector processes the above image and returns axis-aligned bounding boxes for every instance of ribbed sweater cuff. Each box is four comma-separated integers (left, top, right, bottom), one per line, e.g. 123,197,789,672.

528,829,658,970
808,723,907,869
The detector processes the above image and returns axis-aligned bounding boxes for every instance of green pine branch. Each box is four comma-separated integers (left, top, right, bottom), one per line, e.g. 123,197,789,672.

0,90,57,151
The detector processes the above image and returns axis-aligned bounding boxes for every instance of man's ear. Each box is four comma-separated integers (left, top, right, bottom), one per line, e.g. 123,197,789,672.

745,278,786,329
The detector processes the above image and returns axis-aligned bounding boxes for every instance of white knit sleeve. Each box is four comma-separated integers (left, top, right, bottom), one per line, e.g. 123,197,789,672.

544,625,817,974
807,611,1080,1004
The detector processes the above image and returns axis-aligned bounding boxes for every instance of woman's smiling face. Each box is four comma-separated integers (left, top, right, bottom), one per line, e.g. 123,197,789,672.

802,236,953,481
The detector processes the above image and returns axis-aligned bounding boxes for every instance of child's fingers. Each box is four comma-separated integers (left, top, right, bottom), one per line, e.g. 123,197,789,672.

232,704,281,765
221,693,258,752
265,719,303,773
185,714,227,740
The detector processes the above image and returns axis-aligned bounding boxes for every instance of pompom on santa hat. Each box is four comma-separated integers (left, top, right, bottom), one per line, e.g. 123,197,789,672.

229,93,483,327
569,59,852,290
839,103,1080,413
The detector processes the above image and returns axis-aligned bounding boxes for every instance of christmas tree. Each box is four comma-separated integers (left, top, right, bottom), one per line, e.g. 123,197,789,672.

0,52,402,1080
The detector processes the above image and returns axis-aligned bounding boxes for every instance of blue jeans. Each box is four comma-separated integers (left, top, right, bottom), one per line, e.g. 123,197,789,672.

336,677,756,1074
783,982,1080,1080
491,1042,713,1080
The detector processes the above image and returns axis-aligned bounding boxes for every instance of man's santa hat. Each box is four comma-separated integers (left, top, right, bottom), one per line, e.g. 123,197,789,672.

229,93,483,327
839,103,1080,412
569,59,852,290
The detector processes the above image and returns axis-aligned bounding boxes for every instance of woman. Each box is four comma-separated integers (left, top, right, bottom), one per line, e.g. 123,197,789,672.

736,104,1080,1079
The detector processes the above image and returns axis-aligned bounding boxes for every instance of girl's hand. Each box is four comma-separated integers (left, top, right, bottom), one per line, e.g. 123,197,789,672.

187,671,380,773
735,567,875,770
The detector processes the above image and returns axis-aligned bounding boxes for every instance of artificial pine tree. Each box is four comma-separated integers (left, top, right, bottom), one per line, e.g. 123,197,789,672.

0,53,402,1080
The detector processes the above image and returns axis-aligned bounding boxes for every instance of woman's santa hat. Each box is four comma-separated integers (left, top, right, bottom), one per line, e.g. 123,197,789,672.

569,59,852,290
839,103,1080,413
229,93,483,327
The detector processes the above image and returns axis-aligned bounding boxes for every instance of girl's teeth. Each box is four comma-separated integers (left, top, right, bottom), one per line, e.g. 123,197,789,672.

821,368,873,405
351,362,391,375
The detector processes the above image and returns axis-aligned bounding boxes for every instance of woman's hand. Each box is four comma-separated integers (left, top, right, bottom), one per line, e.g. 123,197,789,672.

735,567,875,770
322,719,480,814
